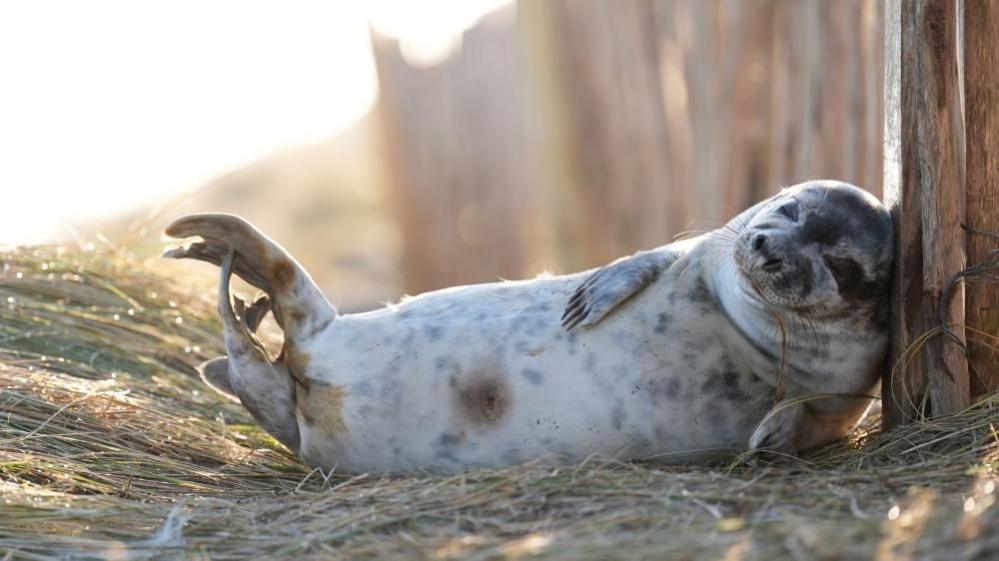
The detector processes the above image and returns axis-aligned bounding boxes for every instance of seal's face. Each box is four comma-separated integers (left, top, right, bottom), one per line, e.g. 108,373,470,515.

733,181,893,316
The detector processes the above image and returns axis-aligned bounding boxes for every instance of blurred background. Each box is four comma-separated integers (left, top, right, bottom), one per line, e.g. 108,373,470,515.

0,0,883,312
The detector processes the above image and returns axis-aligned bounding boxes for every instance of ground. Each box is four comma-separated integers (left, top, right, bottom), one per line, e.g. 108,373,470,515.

1,246,998,560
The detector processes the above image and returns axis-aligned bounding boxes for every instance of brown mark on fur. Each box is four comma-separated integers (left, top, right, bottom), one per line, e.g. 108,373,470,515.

296,381,348,436
269,258,297,294
267,258,300,329
453,362,511,427
282,343,312,389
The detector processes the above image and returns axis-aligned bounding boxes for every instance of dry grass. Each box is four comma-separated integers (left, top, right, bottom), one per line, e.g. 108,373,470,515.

2,245,999,561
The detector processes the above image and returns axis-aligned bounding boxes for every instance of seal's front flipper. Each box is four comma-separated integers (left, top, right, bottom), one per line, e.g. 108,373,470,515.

748,401,804,454
218,249,301,452
563,246,680,330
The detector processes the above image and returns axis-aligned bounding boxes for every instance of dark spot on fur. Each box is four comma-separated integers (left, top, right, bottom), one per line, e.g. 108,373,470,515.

351,381,374,397
665,379,681,398
701,370,748,401
824,255,882,303
425,325,444,341
800,209,846,247
401,328,416,347
454,368,510,426
438,432,464,447
646,378,681,401
654,313,672,334
521,368,544,385
611,401,626,430
690,278,712,303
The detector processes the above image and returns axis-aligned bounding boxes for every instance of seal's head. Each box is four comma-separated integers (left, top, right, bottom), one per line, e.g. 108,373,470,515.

733,180,892,318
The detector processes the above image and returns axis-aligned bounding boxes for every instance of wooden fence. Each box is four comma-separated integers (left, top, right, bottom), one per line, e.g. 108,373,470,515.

883,0,999,425
373,0,884,293
372,0,997,422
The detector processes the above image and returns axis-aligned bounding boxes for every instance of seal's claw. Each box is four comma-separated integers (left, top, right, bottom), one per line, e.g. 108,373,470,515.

562,304,588,331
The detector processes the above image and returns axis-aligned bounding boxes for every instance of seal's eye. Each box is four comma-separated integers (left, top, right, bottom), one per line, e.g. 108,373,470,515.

823,255,862,289
777,200,799,222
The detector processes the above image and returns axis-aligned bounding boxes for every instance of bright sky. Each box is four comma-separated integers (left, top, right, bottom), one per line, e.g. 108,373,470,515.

0,0,511,245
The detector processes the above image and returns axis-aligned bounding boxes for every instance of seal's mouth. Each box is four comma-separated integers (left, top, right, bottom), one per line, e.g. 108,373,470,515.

761,257,783,273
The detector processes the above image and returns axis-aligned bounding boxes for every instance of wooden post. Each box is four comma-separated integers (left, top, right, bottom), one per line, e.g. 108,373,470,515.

883,0,970,427
964,1,999,398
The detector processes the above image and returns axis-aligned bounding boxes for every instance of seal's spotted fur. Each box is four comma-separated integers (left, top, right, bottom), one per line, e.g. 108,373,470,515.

165,180,892,474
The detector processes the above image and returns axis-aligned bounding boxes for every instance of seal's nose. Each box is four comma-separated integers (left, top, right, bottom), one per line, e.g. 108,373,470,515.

752,234,767,252
752,233,783,271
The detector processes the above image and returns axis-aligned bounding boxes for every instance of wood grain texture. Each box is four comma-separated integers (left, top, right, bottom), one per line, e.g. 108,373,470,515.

883,0,918,428
543,0,884,270
964,0,999,398
884,0,970,426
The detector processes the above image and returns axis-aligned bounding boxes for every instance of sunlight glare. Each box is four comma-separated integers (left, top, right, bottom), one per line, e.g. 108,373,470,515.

0,0,513,246
0,1,377,245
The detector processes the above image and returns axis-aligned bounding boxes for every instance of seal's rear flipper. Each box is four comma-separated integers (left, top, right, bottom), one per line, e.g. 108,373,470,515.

163,213,336,341
196,356,239,401
196,293,271,403
215,249,301,452
235,293,271,332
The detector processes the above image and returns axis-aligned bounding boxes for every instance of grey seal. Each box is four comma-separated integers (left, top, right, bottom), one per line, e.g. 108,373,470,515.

164,179,892,473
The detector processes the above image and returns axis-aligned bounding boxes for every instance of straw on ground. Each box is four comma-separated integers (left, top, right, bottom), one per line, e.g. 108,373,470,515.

1,245,998,560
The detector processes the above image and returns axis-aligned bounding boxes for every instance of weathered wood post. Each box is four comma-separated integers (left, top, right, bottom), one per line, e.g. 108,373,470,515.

883,0,999,427
964,1,999,398
882,0,966,426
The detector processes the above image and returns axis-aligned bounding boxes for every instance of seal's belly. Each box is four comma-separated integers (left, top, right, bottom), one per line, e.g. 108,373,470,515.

292,277,776,474
299,281,773,472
